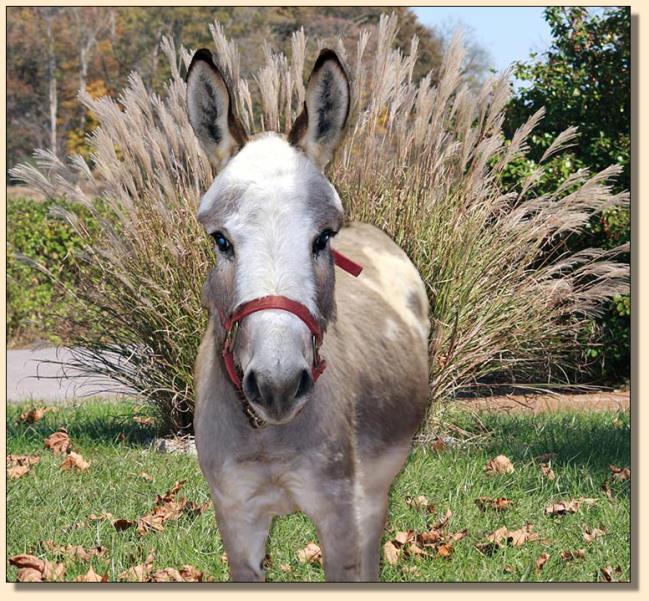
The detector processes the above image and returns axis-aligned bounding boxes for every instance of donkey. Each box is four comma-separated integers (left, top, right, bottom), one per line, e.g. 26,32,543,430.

188,47,430,582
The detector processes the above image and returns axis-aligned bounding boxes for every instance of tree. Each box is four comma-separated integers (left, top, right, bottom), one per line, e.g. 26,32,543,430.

504,7,630,382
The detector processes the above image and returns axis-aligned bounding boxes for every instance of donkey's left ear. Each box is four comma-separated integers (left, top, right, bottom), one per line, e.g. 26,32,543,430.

186,48,247,171
288,49,350,171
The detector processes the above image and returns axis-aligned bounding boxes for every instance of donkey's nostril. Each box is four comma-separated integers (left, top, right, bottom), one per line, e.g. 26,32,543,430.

243,370,261,401
295,369,313,399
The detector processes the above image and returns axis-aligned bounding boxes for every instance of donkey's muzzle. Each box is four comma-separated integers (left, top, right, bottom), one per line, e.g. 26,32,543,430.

243,367,313,423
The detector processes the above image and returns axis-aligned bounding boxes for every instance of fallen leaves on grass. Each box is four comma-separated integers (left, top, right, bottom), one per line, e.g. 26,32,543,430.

9,554,66,582
133,416,156,427
149,565,209,583
383,541,401,566
17,406,57,424
475,497,513,512
88,512,114,522
599,565,623,582
7,454,41,479
406,495,435,513
44,428,71,455
118,553,156,582
544,497,597,516
609,465,630,482
75,567,109,582
297,542,322,565
476,524,540,555
484,455,514,475
60,451,91,472
539,463,556,481
583,526,607,543
560,549,585,561
40,540,107,561
110,480,209,536
535,553,550,571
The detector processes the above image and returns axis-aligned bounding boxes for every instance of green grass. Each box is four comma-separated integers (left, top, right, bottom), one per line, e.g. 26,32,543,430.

7,401,630,582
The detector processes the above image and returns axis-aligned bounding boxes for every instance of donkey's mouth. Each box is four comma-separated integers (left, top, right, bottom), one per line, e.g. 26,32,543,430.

246,396,309,427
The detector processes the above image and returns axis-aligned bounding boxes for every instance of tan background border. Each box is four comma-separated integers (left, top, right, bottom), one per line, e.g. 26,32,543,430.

1,0,643,598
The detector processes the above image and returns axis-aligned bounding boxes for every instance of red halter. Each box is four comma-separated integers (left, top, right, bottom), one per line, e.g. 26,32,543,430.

219,249,362,392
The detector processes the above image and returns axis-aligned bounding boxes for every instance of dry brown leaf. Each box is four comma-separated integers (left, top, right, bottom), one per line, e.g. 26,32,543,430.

484,455,515,475
447,529,468,543
404,542,428,559
117,432,127,443
41,540,107,561
118,552,155,582
393,530,416,546
139,472,154,482
544,499,581,516
17,406,57,424
509,524,540,546
599,565,623,582
436,543,453,559
535,553,550,571
481,524,539,551
179,565,205,582
417,530,443,546
609,465,630,482
8,464,32,479
137,513,166,535
60,451,91,472
503,564,513,574
220,552,229,565
75,567,108,582
560,549,585,561
383,541,400,566
279,563,292,573
151,567,184,582
540,463,556,480
431,509,452,531
602,479,614,499
16,567,44,582
44,428,71,455
406,495,435,513
475,497,513,512
113,518,136,531
583,526,607,543
297,542,322,565
7,454,41,467
9,554,65,582
89,512,114,522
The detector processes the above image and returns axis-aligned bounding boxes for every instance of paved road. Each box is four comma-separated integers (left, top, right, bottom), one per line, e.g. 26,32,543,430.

6,347,131,403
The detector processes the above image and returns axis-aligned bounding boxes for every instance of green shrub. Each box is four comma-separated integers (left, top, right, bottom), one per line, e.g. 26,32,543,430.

6,198,98,346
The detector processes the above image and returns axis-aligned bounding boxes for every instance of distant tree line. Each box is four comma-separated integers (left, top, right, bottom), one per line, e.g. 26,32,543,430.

7,6,489,174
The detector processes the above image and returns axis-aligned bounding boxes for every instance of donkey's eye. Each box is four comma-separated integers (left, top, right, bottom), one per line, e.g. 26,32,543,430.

313,229,336,256
211,231,232,254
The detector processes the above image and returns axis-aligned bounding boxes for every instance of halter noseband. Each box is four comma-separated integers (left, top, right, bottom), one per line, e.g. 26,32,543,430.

218,249,362,426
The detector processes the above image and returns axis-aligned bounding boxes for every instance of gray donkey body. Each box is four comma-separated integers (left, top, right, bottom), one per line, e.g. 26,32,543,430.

188,47,429,582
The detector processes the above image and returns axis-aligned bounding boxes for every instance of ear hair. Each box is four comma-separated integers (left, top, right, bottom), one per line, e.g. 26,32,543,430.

288,49,350,171
186,48,247,171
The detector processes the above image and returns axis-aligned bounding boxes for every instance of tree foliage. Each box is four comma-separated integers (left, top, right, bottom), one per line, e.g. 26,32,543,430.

504,7,630,382
6,6,463,174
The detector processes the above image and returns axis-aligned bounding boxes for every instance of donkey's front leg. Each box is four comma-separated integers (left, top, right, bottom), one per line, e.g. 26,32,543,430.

300,482,362,582
213,502,272,582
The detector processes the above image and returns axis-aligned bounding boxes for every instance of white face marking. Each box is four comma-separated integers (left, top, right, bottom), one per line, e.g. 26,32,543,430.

198,133,343,391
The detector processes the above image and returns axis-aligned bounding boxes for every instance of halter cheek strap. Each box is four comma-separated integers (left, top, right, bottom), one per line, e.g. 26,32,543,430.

219,250,362,393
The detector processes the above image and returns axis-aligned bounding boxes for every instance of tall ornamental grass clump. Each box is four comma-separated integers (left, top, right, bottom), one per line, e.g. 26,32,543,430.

12,15,629,433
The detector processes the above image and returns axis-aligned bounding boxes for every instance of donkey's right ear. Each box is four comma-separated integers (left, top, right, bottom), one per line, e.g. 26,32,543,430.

186,49,247,171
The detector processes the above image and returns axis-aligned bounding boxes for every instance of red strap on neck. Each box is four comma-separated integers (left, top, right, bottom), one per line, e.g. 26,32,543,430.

332,249,363,277
220,250,362,392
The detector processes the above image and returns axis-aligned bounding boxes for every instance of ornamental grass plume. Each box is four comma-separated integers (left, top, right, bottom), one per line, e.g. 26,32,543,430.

11,14,628,433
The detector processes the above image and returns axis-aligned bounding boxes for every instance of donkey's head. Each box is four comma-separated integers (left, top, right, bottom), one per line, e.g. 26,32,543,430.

187,48,350,425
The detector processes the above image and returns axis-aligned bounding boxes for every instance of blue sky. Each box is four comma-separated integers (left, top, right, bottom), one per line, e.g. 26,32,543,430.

411,7,553,73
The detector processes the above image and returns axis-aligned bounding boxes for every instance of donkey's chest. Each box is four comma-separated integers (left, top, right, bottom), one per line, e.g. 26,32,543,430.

209,456,343,519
